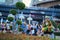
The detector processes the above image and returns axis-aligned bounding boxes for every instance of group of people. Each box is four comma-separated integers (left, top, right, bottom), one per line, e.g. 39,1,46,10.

20,18,55,37
0,22,12,33
0,17,55,38
0,21,43,35
21,22,43,36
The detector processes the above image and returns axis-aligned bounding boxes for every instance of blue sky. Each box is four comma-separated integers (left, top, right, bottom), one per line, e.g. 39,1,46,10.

0,0,5,2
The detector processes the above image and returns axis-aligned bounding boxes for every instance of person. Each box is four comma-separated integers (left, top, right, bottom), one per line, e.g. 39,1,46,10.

31,23,37,29
0,23,2,32
23,22,28,34
29,27,34,35
37,24,43,36
6,22,10,33
20,22,28,34
1,22,5,32
42,19,55,38
26,24,31,34
31,23,37,35
1,22,6,33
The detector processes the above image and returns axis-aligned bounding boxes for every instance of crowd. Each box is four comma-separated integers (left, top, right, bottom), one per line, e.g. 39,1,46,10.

20,18,55,38
0,22,11,33
0,21,43,35
21,22,43,36
0,18,55,39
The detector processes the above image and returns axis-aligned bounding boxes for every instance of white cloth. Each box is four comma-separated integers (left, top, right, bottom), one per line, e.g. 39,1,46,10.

29,30,34,34
3,30,6,33
31,30,34,34
31,25,37,29
6,24,10,29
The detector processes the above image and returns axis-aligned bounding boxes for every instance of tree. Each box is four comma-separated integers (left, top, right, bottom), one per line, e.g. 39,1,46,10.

10,9,17,15
9,9,17,32
7,17,14,22
16,20,22,32
15,2,25,33
16,2,25,10
15,2,25,20
8,2,25,33
16,20,22,25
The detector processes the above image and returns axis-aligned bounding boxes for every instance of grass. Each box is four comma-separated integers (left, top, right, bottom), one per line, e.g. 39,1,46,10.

50,38,60,40
0,33,58,40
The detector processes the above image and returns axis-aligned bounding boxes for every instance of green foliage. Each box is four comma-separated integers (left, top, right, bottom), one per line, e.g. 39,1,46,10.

10,9,17,15
16,2,25,10
44,27,48,31
7,17,14,22
54,32,60,36
51,20,57,28
18,27,23,32
10,26,12,30
25,37,29,40
58,24,60,30
43,24,47,27
50,38,58,40
16,20,22,25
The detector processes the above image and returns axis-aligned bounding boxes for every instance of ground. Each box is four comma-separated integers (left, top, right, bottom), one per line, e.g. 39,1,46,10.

0,33,51,40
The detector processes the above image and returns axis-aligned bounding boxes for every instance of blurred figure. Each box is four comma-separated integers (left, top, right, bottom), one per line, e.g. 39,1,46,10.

37,24,43,36
0,23,2,32
29,27,34,35
1,22,5,31
6,22,10,33
26,24,31,34
1,22,6,33
31,23,37,35
31,23,37,29
23,22,28,34
21,22,28,34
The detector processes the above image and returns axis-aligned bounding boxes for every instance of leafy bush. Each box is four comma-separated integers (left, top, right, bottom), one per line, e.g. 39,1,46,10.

7,17,14,22
57,24,60,30
51,20,57,28
54,32,60,36
16,2,25,10
18,28,23,32
16,20,22,25
10,26,12,30
10,9,17,15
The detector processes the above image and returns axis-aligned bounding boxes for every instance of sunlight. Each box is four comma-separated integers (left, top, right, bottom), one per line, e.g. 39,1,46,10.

23,0,31,7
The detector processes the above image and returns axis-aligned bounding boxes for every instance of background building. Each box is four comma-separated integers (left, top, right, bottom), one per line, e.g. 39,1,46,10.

0,0,22,5
31,0,54,6
33,0,60,7
0,0,60,23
